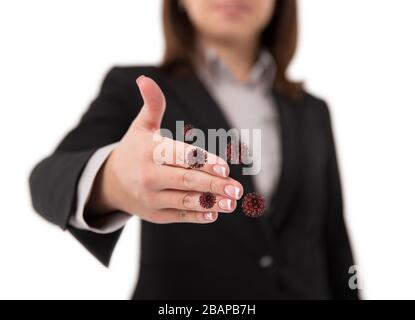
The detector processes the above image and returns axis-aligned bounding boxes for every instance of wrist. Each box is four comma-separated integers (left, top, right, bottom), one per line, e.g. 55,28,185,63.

86,153,119,216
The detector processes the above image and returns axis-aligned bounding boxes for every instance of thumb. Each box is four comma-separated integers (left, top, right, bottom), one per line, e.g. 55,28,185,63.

132,75,166,131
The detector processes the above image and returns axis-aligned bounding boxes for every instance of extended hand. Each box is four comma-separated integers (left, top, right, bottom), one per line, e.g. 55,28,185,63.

88,76,243,224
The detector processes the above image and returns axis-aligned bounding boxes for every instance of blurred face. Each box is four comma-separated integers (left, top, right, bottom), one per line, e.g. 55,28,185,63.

181,0,276,44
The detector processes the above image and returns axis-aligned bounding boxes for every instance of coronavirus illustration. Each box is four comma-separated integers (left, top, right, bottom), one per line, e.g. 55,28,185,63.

226,141,250,165
199,192,216,209
183,123,194,138
242,192,265,217
186,148,207,169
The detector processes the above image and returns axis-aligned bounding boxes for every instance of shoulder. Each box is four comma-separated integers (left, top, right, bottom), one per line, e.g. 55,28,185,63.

301,91,329,112
294,90,333,125
278,90,334,135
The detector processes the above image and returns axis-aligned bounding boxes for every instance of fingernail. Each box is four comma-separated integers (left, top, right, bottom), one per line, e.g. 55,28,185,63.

213,165,228,177
204,212,215,221
219,199,233,211
136,75,146,85
224,185,242,200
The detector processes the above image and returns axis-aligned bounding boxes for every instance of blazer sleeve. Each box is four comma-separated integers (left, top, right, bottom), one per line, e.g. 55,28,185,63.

322,102,360,300
29,67,140,266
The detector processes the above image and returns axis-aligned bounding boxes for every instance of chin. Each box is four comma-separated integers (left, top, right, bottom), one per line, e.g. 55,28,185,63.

222,34,254,44
212,28,256,42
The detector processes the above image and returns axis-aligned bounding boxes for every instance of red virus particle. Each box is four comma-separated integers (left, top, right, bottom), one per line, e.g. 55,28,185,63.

242,193,266,218
183,124,194,138
199,192,216,209
186,148,207,169
226,141,250,164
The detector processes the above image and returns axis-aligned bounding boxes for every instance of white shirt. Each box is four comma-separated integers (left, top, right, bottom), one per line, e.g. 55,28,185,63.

70,50,282,233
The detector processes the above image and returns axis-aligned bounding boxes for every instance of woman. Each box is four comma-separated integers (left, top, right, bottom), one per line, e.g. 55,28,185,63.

29,0,358,299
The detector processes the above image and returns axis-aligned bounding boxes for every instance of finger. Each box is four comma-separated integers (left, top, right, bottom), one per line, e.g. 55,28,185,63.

152,137,230,178
154,190,237,213
132,76,166,131
146,209,218,224
151,165,243,200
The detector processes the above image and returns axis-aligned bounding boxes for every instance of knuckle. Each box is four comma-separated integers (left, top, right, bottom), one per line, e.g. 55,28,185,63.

137,170,153,188
182,171,194,189
209,178,218,193
140,192,154,209
173,141,185,165
130,183,142,202
182,193,194,209
177,210,187,222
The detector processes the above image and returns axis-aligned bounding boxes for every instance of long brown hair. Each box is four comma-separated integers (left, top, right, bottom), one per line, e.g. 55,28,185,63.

162,0,303,100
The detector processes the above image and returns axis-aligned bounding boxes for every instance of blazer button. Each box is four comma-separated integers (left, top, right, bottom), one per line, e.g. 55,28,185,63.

259,255,274,269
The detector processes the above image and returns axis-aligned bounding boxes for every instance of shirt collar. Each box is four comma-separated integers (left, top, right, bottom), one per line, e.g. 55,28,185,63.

199,46,276,90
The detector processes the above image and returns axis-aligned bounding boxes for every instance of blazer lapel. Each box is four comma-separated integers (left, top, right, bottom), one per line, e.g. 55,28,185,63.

162,70,229,132
269,93,304,231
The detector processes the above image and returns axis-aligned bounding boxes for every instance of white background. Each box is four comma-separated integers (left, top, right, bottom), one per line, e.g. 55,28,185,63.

0,0,414,299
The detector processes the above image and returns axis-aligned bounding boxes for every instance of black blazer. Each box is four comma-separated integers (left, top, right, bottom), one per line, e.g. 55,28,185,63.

29,66,358,300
